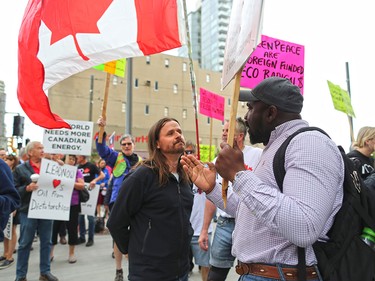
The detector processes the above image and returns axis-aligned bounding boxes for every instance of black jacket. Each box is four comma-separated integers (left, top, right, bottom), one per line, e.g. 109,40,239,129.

107,165,193,281
13,161,35,213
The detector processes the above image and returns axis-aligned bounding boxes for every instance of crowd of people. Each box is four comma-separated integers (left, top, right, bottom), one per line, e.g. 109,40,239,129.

0,77,374,281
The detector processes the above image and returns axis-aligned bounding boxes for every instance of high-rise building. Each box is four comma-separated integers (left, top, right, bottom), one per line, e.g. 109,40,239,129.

178,7,201,64
0,81,6,149
179,0,232,72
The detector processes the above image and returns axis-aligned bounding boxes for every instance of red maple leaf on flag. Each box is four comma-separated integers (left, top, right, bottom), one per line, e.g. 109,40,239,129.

41,0,113,61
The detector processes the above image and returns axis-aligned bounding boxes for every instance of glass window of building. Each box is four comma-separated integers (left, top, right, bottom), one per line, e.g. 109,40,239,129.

146,56,151,64
122,102,126,113
182,109,187,119
145,105,149,115
228,98,231,106
206,74,210,83
154,81,159,91
182,62,187,72
164,107,169,117
165,59,169,67
173,84,178,94
134,78,138,88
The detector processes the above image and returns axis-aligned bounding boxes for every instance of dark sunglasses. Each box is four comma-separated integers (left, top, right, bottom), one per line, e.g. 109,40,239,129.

121,142,133,146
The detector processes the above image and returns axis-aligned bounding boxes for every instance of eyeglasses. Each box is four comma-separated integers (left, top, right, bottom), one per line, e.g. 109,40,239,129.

184,150,194,155
121,142,133,146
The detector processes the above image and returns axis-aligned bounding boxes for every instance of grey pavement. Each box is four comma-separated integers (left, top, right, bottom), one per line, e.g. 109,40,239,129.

0,227,238,281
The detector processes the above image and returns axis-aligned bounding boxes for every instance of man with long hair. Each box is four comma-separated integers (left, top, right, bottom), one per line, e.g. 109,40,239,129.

107,117,193,281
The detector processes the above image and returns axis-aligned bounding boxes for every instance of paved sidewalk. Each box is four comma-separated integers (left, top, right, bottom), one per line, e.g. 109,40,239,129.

0,229,238,281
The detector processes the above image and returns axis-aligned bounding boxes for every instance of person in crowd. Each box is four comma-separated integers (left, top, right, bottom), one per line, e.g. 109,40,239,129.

347,126,375,179
96,158,111,218
0,158,20,270
18,147,29,164
50,154,85,264
185,141,215,281
13,141,59,281
77,155,104,247
201,118,262,281
96,117,142,281
182,77,344,281
0,148,6,160
0,155,20,270
107,117,193,281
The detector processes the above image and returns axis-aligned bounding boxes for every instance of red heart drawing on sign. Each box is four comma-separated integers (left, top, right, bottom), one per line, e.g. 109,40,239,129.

52,179,61,188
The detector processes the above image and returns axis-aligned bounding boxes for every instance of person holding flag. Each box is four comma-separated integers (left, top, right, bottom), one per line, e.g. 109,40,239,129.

96,117,142,281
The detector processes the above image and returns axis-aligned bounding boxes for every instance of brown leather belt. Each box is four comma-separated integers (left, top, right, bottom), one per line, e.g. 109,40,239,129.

235,261,317,281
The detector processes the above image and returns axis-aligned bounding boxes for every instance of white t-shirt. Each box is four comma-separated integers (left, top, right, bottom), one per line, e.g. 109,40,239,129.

190,184,213,236
215,145,262,218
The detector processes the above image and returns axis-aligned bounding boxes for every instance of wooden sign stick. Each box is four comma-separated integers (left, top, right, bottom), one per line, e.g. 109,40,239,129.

98,73,111,144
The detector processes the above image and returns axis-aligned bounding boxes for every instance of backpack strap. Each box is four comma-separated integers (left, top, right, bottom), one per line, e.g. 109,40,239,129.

273,126,330,281
273,126,329,191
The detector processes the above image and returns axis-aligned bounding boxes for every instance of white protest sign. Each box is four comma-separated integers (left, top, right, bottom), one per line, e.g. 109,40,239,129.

43,120,94,156
221,0,264,89
80,183,100,216
4,214,13,240
28,159,77,221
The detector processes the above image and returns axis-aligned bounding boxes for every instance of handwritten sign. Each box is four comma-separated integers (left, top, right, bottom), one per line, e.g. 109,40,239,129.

222,0,264,89
80,183,100,216
327,80,355,117
241,35,305,94
199,144,217,162
4,214,12,240
43,120,94,156
199,88,225,121
28,159,77,221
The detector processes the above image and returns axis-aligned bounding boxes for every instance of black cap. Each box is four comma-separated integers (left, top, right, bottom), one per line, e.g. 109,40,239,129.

239,77,303,113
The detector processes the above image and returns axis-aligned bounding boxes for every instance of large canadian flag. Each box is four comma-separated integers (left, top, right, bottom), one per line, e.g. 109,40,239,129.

18,0,186,129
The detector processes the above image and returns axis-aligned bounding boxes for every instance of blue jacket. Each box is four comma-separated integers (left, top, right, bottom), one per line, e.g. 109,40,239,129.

96,137,140,205
0,159,20,231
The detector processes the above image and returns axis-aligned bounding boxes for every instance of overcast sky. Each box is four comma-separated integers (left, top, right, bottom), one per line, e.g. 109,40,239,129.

0,0,373,150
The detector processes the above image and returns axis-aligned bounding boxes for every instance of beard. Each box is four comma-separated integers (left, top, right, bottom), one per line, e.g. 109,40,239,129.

248,124,271,145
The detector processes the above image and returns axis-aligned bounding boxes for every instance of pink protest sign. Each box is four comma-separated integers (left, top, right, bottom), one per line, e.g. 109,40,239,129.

240,35,305,94
199,88,225,121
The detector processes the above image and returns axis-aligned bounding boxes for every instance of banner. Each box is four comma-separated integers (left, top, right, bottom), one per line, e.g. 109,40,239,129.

241,35,305,94
43,120,94,156
28,159,76,221
199,88,225,121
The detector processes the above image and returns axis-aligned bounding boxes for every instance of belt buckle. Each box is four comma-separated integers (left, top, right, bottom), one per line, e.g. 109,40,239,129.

235,262,249,275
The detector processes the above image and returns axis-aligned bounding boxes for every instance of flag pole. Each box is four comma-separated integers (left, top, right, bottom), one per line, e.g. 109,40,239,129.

98,72,111,143
182,0,200,160
222,70,242,208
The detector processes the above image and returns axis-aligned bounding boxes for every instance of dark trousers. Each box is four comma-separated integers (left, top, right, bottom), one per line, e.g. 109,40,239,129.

52,205,80,245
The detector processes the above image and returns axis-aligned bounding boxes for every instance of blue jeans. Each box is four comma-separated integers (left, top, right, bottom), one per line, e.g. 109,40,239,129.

238,264,323,281
79,214,94,241
16,212,53,278
210,216,235,268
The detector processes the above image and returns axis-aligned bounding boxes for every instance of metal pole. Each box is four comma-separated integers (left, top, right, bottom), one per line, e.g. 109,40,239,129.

182,0,200,159
89,75,94,121
345,62,355,144
126,58,133,135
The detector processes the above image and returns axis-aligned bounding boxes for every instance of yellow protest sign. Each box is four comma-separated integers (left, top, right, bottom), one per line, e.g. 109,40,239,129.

327,80,355,117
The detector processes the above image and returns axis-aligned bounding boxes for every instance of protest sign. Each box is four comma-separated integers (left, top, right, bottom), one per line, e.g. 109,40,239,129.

199,144,217,162
80,183,100,216
28,159,77,221
43,120,94,156
199,88,225,121
221,0,264,89
241,35,305,94
327,80,355,117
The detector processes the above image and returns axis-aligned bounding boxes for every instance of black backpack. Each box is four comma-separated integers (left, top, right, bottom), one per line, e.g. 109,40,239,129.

273,126,375,281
